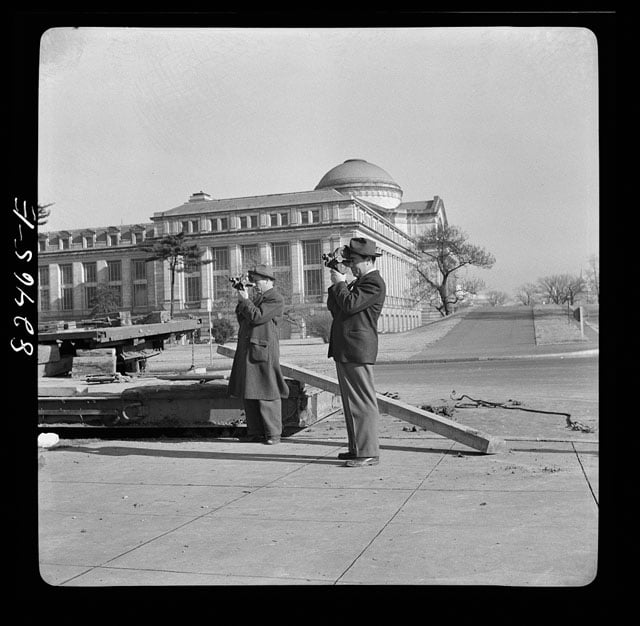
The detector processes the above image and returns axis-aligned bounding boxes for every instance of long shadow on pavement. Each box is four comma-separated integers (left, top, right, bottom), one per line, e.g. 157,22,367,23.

51,445,341,464
49,439,472,462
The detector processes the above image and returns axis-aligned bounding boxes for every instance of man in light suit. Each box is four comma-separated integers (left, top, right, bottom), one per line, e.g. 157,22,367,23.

228,264,289,445
327,238,386,467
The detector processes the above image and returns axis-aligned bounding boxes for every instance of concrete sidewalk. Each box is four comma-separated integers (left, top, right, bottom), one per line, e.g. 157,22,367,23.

38,433,598,586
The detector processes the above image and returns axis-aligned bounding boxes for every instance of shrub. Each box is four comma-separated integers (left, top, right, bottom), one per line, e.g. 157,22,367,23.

306,312,333,343
210,318,236,344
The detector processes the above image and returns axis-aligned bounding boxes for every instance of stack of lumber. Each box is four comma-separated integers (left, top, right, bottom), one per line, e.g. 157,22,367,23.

71,348,116,379
37,344,72,377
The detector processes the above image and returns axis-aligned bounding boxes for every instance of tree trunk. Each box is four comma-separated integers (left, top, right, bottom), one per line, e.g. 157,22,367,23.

170,265,176,318
439,285,451,315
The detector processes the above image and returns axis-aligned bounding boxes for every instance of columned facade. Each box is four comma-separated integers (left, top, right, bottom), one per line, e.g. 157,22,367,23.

38,159,447,334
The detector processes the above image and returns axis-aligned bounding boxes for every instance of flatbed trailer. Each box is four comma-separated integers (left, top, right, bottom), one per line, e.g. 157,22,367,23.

37,375,340,435
38,318,202,376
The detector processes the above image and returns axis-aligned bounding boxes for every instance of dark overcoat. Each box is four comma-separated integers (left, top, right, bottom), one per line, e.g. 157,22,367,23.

228,288,289,400
327,269,386,364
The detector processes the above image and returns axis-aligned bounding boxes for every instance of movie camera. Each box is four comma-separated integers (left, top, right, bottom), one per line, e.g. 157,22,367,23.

321,246,350,273
229,275,256,291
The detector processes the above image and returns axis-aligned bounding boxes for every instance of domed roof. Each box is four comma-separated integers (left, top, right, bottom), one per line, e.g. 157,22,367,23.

315,159,399,190
315,159,402,209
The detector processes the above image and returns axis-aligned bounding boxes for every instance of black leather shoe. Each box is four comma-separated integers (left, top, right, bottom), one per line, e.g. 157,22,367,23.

344,457,379,467
337,451,357,460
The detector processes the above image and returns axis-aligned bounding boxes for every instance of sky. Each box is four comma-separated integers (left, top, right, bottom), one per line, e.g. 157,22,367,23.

38,26,600,295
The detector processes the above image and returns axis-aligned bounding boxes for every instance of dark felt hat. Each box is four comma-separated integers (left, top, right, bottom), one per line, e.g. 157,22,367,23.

248,264,276,280
345,237,382,258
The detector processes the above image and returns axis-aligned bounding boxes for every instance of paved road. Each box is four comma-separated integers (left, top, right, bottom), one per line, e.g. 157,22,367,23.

424,307,536,351
406,306,597,361
373,356,598,440
376,356,597,404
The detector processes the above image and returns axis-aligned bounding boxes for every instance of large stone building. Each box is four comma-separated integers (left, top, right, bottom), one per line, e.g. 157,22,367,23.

37,159,447,334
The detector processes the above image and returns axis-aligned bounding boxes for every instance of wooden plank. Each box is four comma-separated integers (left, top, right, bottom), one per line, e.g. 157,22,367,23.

216,344,506,454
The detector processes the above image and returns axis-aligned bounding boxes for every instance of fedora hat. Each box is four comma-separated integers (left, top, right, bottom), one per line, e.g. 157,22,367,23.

345,237,382,258
248,264,276,281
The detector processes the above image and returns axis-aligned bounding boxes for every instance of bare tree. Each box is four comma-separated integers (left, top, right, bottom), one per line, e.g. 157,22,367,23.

538,274,586,305
515,282,540,306
413,224,495,316
585,255,599,303
486,290,508,306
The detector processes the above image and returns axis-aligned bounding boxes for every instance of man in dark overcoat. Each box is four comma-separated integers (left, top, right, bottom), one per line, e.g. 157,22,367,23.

327,238,386,467
228,264,289,444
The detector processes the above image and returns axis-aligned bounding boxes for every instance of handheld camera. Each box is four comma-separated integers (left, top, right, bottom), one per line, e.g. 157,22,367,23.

229,276,256,291
322,246,350,274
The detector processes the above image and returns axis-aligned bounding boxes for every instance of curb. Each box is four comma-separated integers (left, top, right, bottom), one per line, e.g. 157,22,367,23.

377,348,598,365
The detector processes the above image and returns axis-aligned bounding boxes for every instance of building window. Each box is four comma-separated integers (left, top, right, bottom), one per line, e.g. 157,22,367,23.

132,259,147,281
61,289,74,311
271,242,290,267
83,235,94,248
109,234,119,246
60,264,73,285
191,220,199,233
302,240,323,303
241,245,260,268
302,240,321,265
39,240,47,252
184,274,201,307
133,283,148,308
212,217,229,232
131,232,137,245
304,269,323,301
83,262,97,310
60,237,70,250
270,212,289,227
60,263,74,311
84,285,97,310
300,209,320,225
132,259,148,308
211,247,229,271
183,258,201,307
271,242,291,302
38,266,50,311
83,262,97,284
107,260,122,282
107,260,122,306
210,248,230,301
240,215,258,230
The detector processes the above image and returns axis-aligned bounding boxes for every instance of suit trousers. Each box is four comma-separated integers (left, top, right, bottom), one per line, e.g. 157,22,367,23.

243,398,282,439
335,360,380,458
